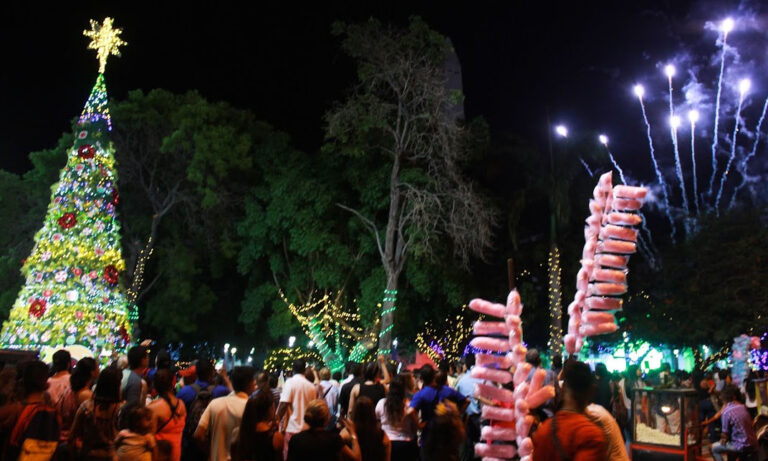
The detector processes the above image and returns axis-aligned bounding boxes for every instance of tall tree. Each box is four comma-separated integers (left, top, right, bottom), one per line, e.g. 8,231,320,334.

625,209,768,347
324,17,496,353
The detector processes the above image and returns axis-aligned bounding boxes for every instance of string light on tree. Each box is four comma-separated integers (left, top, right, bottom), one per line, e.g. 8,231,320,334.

263,347,323,373
415,305,476,364
282,291,378,372
547,245,563,353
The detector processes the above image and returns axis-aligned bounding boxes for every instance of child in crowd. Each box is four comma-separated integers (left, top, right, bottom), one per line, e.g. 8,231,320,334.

116,406,158,461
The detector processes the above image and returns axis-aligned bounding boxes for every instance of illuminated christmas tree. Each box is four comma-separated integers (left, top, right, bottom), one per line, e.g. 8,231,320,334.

0,18,133,358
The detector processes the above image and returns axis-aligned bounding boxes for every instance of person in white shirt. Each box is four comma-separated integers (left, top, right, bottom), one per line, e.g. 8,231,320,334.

317,368,339,421
586,403,630,461
194,366,255,461
277,359,318,459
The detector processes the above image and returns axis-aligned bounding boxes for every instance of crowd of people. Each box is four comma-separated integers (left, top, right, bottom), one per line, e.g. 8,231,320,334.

0,344,765,460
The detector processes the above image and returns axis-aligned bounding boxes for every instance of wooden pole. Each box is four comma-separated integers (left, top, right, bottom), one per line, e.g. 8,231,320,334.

507,257,515,291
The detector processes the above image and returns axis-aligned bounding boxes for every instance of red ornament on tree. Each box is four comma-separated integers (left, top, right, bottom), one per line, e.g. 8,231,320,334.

118,325,131,343
58,212,77,229
111,188,119,205
72,268,82,277
28,299,47,318
103,265,119,285
77,144,95,159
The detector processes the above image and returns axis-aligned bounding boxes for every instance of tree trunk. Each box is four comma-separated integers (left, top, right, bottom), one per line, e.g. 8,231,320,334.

378,271,399,354
379,150,402,356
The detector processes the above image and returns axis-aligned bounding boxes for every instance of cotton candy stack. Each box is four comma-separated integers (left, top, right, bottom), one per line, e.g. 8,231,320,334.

564,172,647,355
468,290,555,461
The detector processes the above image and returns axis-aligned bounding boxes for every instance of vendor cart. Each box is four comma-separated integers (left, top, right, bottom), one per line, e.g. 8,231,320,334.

630,388,702,461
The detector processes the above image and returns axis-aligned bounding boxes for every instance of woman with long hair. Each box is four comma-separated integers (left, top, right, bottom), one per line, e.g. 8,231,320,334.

343,396,389,461
376,377,417,460
593,362,613,410
232,389,283,461
148,368,186,461
349,362,389,417
69,367,122,460
70,358,99,407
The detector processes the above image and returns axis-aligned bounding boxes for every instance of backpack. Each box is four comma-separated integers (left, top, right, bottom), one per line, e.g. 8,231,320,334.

9,402,60,461
181,384,215,461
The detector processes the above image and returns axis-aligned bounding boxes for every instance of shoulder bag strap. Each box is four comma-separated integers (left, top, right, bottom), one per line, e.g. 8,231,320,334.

156,395,179,432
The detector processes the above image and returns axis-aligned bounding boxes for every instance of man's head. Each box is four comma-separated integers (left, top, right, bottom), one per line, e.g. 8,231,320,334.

319,367,331,381
231,366,256,394
23,360,50,396
551,355,563,369
465,353,476,369
525,348,541,368
195,359,214,382
292,359,306,375
722,384,740,403
52,349,72,374
561,360,595,411
127,346,149,371
155,349,171,369
419,365,436,387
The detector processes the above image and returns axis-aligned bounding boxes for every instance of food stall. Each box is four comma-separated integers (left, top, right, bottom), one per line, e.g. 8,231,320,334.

631,388,701,461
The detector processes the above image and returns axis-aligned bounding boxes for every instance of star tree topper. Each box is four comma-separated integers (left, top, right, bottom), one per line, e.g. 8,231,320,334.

83,18,127,73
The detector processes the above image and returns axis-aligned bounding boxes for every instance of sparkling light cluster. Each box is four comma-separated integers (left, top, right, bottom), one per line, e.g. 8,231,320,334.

282,291,378,371
79,74,113,130
0,51,132,356
263,346,323,373
415,304,475,364
83,18,126,74
546,245,563,352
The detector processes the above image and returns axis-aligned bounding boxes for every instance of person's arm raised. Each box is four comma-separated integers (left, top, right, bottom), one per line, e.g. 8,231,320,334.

339,417,362,461
378,355,391,387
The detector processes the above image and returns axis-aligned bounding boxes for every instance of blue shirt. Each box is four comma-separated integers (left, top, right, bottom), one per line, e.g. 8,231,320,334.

121,369,143,407
721,402,758,451
456,374,483,415
176,380,230,407
410,385,467,423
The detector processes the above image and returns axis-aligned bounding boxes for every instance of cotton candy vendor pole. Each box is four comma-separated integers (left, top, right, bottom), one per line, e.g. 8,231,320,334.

469,290,556,461
564,172,648,356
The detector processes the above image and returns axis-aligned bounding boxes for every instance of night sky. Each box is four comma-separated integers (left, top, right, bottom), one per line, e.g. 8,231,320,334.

2,1,765,187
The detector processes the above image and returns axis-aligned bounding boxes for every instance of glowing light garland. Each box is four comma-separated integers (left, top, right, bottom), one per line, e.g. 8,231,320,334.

415,305,476,364
547,245,563,353
282,291,378,372
0,18,132,358
263,347,323,373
